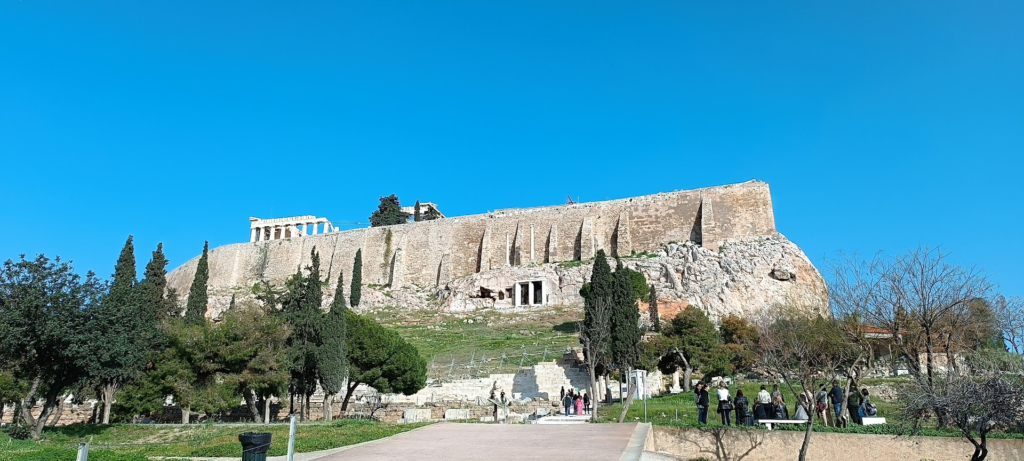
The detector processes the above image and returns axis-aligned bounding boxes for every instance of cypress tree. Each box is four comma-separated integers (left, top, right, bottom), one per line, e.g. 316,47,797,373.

139,242,171,320
414,200,422,222
350,249,362,307
109,235,137,307
228,293,236,311
318,270,348,421
184,241,209,325
649,284,660,332
610,259,640,368
286,248,325,421
583,250,613,341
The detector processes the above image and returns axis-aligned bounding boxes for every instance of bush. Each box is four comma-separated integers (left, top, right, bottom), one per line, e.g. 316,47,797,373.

1,424,30,440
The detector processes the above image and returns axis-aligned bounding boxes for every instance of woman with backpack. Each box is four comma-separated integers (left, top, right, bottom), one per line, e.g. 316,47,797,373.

733,389,750,426
860,388,877,417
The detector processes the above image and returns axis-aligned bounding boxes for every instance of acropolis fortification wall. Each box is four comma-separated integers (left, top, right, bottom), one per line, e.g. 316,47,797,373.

166,180,779,314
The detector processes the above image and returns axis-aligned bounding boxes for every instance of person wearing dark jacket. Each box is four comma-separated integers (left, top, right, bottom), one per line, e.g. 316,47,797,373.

753,398,768,423
829,380,844,425
847,384,863,425
562,393,573,416
733,390,751,426
694,382,710,424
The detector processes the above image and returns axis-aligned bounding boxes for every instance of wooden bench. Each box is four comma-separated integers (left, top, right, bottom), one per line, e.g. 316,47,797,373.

757,419,809,430
862,417,886,426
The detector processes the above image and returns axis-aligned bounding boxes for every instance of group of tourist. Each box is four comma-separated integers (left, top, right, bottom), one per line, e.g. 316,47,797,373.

560,386,591,416
693,379,877,426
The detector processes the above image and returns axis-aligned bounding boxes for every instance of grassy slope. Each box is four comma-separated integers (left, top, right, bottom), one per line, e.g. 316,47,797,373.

1,419,429,461
367,304,582,378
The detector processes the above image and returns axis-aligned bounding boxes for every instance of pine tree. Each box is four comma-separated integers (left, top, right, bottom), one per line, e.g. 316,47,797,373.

318,270,348,421
350,249,362,307
649,284,660,332
139,243,172,320
369,194,411,227
184,241,209,325
414,200,422,222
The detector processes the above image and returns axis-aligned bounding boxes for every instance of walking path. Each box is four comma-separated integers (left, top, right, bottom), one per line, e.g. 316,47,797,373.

313,422,651,461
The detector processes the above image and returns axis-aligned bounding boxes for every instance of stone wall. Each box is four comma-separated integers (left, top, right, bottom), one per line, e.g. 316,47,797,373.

648,425,1024,461
166,180,776,317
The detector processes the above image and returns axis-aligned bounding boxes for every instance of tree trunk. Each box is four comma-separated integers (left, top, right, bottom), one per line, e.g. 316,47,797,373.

617,368,636,424
798,380,817,461
19,376,41,429
244,390,263,423
181,406,190,424
47,397,66,427
264,396,272,423
29,400,56,440
587,361,599,422
683,364,693,392
324,394,334,422
101,383,117,425
341,381,360,412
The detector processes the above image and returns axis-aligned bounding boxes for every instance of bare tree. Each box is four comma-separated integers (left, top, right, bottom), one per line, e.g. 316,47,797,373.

756,305,864,461
899,354,1024,461
992,295,1024,361
828,247,991,427
577,296,612,423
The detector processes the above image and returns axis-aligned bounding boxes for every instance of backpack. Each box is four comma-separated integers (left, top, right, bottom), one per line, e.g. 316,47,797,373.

736,399,749,415
816,401,827,413
863,402,877,417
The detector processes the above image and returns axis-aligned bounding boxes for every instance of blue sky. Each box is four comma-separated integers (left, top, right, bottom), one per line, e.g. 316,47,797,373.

1,1,1021,298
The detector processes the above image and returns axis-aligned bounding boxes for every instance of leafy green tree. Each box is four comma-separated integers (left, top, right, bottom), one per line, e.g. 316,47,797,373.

158,319,242,423
649,284,660,332
0,254,103,439
623,267,649,302
340,311,426,411
664,306,734,379
414,200,422,222
350,249,362,307
0,371,26,425
318,271,348,421
218,302,290,424
184,241,210,325
90,236,160,424
423,205,441,220
720,314,759,373
369,194,410,227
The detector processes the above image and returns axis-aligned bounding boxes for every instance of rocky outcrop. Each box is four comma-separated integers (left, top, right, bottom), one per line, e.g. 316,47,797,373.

438,233,827,321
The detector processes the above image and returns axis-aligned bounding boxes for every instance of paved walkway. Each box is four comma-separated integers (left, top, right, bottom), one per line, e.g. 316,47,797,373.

313,423,651,461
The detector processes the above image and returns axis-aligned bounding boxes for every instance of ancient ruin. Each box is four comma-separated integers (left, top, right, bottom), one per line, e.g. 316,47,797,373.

166,180,827,320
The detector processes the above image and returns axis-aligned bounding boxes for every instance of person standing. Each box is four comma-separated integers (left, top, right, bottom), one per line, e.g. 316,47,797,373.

562,391,573,416
583,392,591,415
575,394,584,416
829,380,844,426
847,384,863,425
772,394,789,420
861,388,876,417
733,390,750,426
694,382,710,424
560,386,565,403
815,385,830,426
490,390,498,423
716,381,732,425
793,394,810,421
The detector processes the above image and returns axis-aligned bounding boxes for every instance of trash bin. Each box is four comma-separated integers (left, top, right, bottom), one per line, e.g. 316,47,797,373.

239,432,272,461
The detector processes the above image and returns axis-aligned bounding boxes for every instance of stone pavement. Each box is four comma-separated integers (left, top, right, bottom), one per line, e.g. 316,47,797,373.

313,422,651,461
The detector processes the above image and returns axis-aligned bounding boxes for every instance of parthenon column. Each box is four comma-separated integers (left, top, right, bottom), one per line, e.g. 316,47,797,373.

312,222,319,235
250,228,257,243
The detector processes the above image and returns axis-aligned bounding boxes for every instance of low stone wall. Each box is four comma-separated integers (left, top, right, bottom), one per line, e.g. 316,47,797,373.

648,425,1024,461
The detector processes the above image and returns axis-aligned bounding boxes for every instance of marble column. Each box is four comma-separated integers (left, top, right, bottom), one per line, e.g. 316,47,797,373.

250,228,257,243
514,283,521,307
312,222,319,235
528,281,535,306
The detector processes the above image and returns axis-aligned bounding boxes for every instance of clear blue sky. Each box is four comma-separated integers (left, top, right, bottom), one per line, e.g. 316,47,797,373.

1,1,1021,298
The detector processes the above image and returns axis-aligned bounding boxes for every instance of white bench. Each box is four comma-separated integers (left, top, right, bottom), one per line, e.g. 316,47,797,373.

862,417,886,426
757,419,809,430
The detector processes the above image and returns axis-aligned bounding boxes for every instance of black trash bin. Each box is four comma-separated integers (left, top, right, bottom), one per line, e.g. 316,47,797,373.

239,432,272,461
